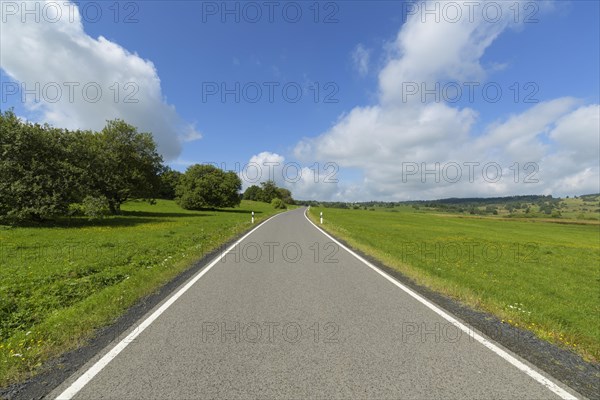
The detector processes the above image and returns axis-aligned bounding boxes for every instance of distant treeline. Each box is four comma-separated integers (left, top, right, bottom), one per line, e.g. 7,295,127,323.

242,181,294,209
418,195,555,205
297,195,554,209
296,194,599,216
1,110,292,223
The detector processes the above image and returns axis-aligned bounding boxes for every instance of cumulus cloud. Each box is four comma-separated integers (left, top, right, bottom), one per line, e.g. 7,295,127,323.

0,0,200,159
294,1,599,200
548,104,600,163
240,152,340,201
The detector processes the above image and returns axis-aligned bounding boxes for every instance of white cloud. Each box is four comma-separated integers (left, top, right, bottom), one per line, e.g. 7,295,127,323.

244,152,286,187
0,0,199,160
293,1,599,201
181,124,203,143
548,104,600,162
351,44,371,76
240,152,340,201
542,104,600,195
471,98,580,162
378,0,512,106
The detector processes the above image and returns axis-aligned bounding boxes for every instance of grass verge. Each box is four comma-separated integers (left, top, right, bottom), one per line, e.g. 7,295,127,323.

0,200,280,387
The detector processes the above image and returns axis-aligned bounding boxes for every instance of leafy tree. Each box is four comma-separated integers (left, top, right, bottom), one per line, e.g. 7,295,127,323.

158,167,182,200
244,182,294,205
176,164,242,209
0,112,165,221
88,120,163,214
0,110,81,222
259,180,281,203
276,187,294,204
243,185,263,201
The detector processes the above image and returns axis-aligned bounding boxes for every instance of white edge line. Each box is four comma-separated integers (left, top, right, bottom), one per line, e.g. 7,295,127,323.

55,211,285,400
303,209,578,400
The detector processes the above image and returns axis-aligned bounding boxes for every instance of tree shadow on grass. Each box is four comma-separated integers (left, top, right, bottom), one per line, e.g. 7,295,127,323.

165,208,264,215
3,211,212,229
0,208,261,230
212,209,263,214
120,210,212,218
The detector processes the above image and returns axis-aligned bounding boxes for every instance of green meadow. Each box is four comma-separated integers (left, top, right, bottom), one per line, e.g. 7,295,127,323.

308,206,600,362
0,200,279,386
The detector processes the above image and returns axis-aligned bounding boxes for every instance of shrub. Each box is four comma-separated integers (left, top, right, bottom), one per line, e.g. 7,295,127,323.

271,198,286,209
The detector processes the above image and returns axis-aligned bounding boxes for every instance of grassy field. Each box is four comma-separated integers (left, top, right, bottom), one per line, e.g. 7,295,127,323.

308,206,600,362
557,196,600,220
0,200,280,386
413,194,600,221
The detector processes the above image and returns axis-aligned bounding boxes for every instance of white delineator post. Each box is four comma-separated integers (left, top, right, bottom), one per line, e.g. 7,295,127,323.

251,211,254,224
320,211,323,224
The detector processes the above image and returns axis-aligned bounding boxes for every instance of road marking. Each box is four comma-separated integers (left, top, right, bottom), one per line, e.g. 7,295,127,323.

55,212,286,400
303,209,578,400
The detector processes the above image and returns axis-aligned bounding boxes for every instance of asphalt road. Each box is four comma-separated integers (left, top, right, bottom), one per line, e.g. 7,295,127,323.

50,207,581,399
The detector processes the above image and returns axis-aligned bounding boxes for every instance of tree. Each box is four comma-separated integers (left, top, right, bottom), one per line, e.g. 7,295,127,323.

243,185,263,201
245,181,294,204
0,112,165,221
89,120,163,214
176,164,242,210
259,180,280,203
158,167,182,200
0,110,81,222
277,187,294,204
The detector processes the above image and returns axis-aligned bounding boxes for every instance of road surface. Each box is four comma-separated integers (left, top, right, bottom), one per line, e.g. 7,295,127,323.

51,208,580,399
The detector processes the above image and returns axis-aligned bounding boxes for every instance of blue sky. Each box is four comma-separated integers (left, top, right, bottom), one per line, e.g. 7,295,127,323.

1,1,599,200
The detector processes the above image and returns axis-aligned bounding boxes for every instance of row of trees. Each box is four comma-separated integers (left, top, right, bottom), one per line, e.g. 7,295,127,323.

158,167,295,210
242,181,294,205
1,110,291,222
0,110,163,222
